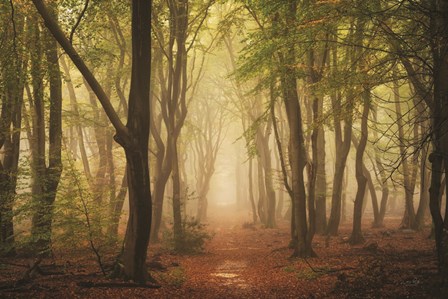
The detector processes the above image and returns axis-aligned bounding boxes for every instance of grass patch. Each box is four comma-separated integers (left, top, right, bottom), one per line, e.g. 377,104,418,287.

153,266,187,287
283,264,331,280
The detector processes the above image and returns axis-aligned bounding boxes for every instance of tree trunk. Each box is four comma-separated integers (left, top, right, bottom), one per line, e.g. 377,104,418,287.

107,170,128,239
0,11,25,256
349,88,370,244
327,92,352,235
394,79,417,229
118,1,152,282
371,106,389,227
428,0,448,281
415,145,430,230
256,158,267,225
84,79,109,204
271,94,294,224
29,5,63,255
315,105,327,234
31,0,153,282
257,119,276,228
278,20,312,255
171,143,184,250
60,56,92,180
414,99,430,230
248,158,257,223
306,41,328,236
352,135,381,227
327,41,353,235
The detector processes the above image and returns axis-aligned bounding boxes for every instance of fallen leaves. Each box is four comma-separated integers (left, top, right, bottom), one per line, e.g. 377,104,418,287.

0,217,444,298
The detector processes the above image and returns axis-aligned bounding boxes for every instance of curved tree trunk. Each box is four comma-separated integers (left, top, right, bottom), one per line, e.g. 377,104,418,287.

327,41,352,236
349,88,370,245
371,106,389,227
32,0,153,282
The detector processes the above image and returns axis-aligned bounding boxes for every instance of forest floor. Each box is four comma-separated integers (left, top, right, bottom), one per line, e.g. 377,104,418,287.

0,214,446,298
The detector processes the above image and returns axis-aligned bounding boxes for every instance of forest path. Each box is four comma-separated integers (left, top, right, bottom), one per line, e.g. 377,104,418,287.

172,220,324,298
0,218,439,298
149,217,439,298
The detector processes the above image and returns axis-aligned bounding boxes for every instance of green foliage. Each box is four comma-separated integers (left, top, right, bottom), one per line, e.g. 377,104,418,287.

153,266,187,287
9,146,118,259
162,217,213,255
283,263,331,280
52,149,118,255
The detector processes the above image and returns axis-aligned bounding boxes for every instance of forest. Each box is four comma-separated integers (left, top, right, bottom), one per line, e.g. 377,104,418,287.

1,0,448,298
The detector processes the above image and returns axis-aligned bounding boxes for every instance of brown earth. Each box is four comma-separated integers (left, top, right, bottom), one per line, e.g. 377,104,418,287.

0,217,446,298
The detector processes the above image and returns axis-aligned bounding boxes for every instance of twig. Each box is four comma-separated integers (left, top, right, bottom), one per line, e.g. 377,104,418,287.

15,258,42,286
69,0,90,44
77,281,161,289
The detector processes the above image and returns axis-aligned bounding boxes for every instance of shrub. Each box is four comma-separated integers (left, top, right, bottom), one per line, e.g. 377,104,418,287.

162,217,213,254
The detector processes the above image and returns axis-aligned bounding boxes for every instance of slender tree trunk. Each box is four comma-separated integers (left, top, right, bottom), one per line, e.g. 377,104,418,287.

257,120,276,228
349,88,370,244
107,168,128,239
327,92,352,235
428,0,448,281
29,5,63,255
415,100,430,230
352,135,381,227
271,94,294,228
341,168,348,223
32,0,153,282
256,158,267,225
248,158,257,223
306,42,328,236
315,104,327,234
371,106,389,227
327,41,353,235
0,12,25,255
275,148,284,220
416,144,430,230
85,79,109,204
150,167,170,242
394,79,417,229
171,143,184,250
278,10,313,254
60,56,92,180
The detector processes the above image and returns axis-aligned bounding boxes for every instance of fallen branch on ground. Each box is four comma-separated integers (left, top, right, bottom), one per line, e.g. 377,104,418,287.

77,281,161,289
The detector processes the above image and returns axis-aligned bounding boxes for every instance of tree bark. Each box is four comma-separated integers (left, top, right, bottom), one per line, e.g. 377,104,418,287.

29,5,63,255
326,42,353,236
0,8,26,256
31,0,153,283
349,88,370,245
428,0,448,281
247,157,257,223
59,56,92,180
394,79,418,229
371,106,389,227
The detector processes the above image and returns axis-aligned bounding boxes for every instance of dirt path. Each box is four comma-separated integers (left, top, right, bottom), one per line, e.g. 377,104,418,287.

0,218,444,298
149,218,442,298
150,220,355,298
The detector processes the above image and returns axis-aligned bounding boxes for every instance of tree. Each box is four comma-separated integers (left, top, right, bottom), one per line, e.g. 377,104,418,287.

190,96,227,222
374,0,448,278
27,3,63,256
150,0,213,245
0,0,26,256
326,26,353,237
31,0,152,283
349,87,370,245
